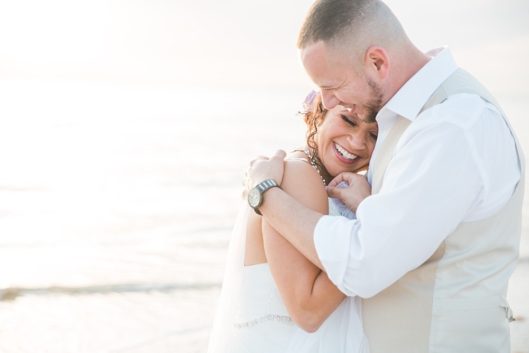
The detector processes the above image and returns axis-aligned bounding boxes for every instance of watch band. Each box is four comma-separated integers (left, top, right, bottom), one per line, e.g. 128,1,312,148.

248,179,279,215
256,179,278,193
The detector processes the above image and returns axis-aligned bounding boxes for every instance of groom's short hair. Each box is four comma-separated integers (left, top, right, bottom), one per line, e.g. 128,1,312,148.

297,0,406,53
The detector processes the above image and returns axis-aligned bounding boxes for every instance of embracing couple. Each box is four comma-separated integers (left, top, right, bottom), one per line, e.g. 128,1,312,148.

208,1,525,352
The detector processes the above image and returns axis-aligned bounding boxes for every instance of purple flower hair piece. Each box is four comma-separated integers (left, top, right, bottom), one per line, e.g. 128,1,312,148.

303,90,318,111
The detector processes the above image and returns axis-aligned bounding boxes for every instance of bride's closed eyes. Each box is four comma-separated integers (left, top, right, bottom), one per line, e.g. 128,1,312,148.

340,114,357,127
340,114,378,140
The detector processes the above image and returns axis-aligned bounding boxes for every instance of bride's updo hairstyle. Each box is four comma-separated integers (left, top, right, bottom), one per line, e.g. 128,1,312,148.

301,90,327,160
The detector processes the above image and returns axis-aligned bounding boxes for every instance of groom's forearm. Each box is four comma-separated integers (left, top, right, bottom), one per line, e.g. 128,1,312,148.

259,187,324,269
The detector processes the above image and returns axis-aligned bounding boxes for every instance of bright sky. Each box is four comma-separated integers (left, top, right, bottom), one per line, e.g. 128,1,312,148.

0,0,528,96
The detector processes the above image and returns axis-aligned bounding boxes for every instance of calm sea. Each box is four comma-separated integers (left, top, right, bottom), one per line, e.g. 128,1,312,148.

0,80,527,352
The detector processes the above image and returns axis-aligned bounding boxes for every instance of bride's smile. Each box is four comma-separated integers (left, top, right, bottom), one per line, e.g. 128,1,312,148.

314,106,378,177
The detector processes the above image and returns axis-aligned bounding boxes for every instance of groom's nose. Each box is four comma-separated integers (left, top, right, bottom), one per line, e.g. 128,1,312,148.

320,90,340,110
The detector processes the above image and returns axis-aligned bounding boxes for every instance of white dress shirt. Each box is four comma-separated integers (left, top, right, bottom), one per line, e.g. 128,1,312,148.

314,48,521,298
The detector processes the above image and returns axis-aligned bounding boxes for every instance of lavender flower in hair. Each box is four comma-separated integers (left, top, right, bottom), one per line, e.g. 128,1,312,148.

303,90,318,111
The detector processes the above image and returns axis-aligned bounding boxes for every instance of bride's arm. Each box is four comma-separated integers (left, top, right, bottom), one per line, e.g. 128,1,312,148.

262,160,346,333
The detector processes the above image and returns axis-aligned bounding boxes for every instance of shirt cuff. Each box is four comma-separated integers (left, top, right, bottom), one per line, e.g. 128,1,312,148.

314,215,358,296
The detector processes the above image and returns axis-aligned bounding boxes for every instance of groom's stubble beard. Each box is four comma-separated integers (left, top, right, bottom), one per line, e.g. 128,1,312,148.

363,78,384,123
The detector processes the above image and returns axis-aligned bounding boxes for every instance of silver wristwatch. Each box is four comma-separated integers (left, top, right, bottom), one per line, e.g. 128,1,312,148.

247,179,279,215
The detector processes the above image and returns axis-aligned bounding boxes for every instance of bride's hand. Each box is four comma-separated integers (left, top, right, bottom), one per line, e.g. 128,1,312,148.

245,150,286,191
326,172,371,212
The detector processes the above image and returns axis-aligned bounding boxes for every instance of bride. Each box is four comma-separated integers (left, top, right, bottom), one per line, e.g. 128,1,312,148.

207,91,378,353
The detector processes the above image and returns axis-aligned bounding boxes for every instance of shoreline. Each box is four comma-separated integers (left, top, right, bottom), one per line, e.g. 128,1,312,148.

0,262,526,353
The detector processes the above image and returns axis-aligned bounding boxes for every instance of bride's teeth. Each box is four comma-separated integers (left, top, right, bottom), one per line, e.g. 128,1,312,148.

335,143,357,160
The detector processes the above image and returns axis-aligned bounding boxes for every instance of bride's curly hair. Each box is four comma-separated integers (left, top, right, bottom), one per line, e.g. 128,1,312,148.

300,91,327,160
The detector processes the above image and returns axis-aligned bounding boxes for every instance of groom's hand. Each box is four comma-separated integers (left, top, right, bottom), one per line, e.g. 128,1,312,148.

246,150,286,190
326,172,371,212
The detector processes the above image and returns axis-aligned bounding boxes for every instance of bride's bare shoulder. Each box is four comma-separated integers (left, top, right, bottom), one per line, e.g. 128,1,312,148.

281,150,328,213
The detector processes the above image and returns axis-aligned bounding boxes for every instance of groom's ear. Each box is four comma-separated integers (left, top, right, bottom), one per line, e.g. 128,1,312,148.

364,46,389,81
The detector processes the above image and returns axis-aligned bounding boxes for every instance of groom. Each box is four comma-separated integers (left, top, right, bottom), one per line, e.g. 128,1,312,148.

246,0,524,352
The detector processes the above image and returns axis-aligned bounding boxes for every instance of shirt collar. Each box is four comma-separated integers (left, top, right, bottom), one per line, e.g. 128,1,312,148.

379,47,458,121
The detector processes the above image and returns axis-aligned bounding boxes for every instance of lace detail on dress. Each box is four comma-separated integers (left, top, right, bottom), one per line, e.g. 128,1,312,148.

234,314,293,329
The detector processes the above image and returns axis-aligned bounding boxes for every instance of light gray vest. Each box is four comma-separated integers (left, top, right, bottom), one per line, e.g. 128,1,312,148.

363,69,525,353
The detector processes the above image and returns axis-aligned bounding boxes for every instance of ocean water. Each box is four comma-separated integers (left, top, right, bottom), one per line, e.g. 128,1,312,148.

0,80,308,353
0,80,527,352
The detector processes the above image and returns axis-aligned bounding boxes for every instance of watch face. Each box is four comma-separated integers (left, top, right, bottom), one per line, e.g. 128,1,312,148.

248,188,261,208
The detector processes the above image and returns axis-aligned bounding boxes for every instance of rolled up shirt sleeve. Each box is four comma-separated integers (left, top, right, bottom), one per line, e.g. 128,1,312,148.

314,215,362,297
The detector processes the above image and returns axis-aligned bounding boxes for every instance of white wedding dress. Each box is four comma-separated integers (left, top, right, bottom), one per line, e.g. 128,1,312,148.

207,198,369,353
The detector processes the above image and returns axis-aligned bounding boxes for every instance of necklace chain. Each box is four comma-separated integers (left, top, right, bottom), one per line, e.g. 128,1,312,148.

303,148,327,186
